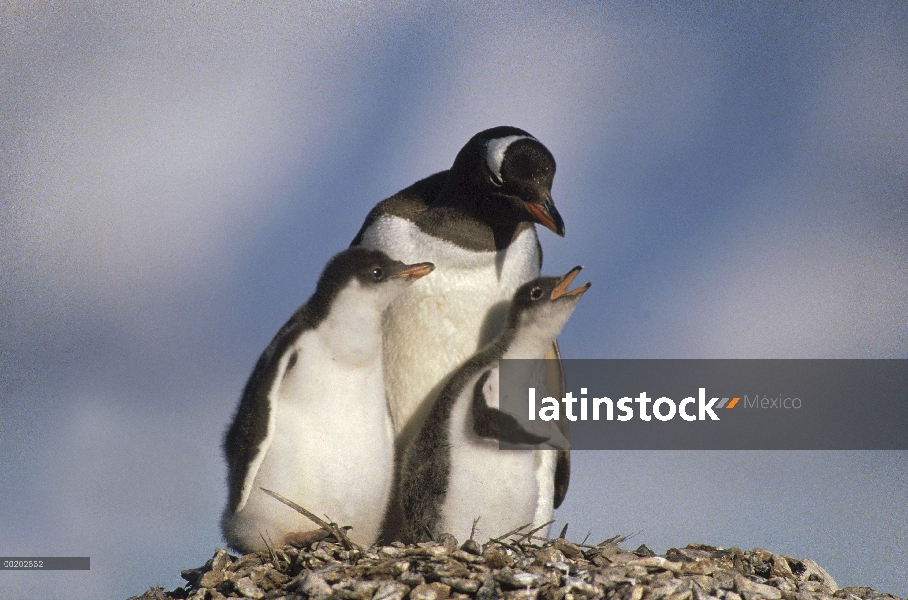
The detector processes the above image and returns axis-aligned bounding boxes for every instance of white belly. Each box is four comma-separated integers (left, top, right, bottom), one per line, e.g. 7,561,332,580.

225,332,395,550
439,379,551,542
358,216,541,444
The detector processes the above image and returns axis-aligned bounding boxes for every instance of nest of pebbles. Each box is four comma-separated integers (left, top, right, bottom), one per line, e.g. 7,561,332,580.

130,523,903,600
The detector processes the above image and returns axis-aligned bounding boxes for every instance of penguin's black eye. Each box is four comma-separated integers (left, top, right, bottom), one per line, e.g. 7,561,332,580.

371,267,383,280
530,287,543,300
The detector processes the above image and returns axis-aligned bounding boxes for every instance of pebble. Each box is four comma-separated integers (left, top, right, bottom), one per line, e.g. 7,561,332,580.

136,537,904,600
374,580,410,600
233,576,264,599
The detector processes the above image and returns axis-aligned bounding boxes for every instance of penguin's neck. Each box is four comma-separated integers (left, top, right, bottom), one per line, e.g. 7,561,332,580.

500,317,561,361
315,282,385,366
424,177,529,252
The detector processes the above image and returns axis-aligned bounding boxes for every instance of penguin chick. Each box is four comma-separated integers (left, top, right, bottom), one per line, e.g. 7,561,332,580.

398,266,589,544
221,248,434,552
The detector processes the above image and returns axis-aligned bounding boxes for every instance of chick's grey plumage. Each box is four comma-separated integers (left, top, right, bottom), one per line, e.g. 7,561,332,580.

399,268,589,544
351,127,570,522
221,248,433,552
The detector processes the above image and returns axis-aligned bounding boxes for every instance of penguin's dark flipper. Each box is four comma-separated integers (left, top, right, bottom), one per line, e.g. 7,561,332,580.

471,370,551,445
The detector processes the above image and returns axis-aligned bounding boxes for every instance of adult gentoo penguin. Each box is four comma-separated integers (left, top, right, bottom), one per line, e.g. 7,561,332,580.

398,267,589,543
351,126,571,511
221,248,434,552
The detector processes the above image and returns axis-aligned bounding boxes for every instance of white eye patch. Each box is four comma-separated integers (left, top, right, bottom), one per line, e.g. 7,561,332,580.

486,135,534,185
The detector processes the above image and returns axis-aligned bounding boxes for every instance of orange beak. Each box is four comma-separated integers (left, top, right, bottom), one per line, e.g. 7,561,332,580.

526,196,565,237
390,262,435,280
550,266,591,300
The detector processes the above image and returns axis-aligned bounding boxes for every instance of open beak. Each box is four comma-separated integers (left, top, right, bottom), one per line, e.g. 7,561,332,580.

525,194,565,237
390,262,435,280
550,266,591,300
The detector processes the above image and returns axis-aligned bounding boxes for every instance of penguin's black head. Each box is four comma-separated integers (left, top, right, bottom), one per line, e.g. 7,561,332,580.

506,266,590,338
448,126,564,237
317,248,434,310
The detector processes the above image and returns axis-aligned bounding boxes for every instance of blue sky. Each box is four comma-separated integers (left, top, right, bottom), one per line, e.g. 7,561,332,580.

1,3,906,598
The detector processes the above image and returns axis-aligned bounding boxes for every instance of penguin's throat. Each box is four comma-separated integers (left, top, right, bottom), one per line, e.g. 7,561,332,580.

318,284,386,365
503,316,565,361
423,192,532,253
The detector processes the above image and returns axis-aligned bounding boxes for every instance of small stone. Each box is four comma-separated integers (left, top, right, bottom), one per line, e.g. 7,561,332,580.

690,582,715,600
768,555,795,579
735,574,782,600
650,570,678,586
210,548,232,572
433,563,471,579
452,549,485,563
320,566,346,584
200,569,226,588
353,579,381,597
437,533,459,550
769,578,796,593
716,577,737,590
680,560,719,576
289,570,332,599
475,579,501,600
215,579,236,596
563,575,598,597
373,581,411,600
495,567,541,589
391,560,412,575
667,547,716,562
547,561,572,575
553,538,584,559
483,544,511,568
628,556,683,574
534,546,568,565
627,586,646,600
410,583,441,600
799,560,838,593
690,575,718,594
400,571,426,586
687,544,720,552
503,589,540,600
441,577,481,594
635,544,657,557
799,581,833,594
461,538,482,555
596,546,644,565
592,568,632,588
426,543,453,557
228,553,264,571
312,547,335,562
650,582,683,598
234,576,265,599
180,567,205,586
835,587,871,599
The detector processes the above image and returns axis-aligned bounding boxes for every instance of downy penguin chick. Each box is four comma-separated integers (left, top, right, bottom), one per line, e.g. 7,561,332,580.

222,248,434,552
398,267,589,544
